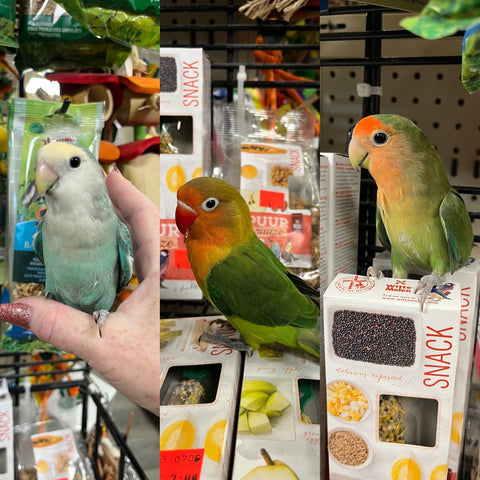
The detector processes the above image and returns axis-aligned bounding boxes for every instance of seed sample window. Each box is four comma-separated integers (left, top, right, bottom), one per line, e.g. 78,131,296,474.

160,115,193,154
160,364,222,405
332,309,416,367
378,394,438,447
298,379,322,425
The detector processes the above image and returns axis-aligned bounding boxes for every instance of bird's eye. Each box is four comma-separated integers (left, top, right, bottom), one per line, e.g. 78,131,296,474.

372,131,388,146
69,156,81,168
202,197,219,211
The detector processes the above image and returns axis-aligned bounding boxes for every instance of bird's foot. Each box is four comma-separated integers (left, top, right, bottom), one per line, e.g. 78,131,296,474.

415,274,442,312
198,332,253,354
93,309,109,337
366,266,384,280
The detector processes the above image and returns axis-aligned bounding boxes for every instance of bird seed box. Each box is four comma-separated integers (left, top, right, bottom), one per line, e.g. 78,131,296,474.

160,48,211,300
373,253,480,478
323,273,462,478
160,316,242,480
320,153,361,321
231,348,325,480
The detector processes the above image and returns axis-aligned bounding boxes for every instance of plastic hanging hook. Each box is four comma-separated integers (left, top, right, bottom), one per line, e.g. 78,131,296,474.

54,97,71,115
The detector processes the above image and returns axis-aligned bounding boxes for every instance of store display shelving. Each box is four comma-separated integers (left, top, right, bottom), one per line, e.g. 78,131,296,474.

320,5,480,276
0,352,147,479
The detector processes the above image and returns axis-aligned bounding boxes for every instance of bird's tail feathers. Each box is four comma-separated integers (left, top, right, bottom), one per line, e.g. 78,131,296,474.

298,327,321,359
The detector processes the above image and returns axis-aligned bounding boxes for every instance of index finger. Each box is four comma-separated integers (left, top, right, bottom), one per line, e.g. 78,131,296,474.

105,168,159,281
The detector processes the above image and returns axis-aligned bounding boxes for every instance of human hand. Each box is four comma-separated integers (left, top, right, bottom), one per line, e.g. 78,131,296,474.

0,168,160,415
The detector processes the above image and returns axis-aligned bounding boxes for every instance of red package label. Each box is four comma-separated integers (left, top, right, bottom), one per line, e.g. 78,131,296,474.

259,190,285,210
160,449,204,480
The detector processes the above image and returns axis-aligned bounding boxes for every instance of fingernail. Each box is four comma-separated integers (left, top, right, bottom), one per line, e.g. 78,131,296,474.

113,165,120,174
0,303,31,329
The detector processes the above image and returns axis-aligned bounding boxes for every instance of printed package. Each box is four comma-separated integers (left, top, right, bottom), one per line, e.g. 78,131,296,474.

373,254,480,478
320,153,361,318
231,349,324,480
160,48,211,300
323,273,462,478
160,316,241,480
0,379,13,480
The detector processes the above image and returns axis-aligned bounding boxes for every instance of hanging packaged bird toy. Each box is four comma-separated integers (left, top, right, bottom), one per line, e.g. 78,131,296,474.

2,97,104,352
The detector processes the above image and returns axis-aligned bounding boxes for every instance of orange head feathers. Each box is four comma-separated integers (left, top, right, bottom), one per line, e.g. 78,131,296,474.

176,177,254,246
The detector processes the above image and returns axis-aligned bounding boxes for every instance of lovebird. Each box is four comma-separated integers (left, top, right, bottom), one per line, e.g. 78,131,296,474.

33,142,133,336
175,176,320,358
348,114,473,306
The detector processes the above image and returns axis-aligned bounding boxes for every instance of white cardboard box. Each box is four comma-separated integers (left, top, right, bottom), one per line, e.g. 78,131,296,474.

323,273,461,478
160,316,241,480
372,253,480,478
160,48,211,300
0,379,12,480
319,153,361,319
231,349,324,479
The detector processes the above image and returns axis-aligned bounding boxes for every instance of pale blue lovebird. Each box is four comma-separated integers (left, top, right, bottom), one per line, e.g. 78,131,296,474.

33,142,133,336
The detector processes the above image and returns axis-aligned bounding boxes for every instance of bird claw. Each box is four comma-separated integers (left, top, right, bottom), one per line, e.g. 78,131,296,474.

198,332,253,354
93,309,109,337
415,274,442,312
367,266,384,280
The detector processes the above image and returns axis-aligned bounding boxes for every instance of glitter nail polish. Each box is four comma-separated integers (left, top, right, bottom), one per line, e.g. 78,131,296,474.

0,303,31,329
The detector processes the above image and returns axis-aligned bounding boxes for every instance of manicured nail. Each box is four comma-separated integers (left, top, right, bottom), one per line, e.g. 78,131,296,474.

0,303,31,329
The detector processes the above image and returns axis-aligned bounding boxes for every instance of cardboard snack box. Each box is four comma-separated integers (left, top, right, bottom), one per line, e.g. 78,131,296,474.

231,348,324,479
372,253,480,478
160,316,242,480
323,274,461,478
160,48,211,300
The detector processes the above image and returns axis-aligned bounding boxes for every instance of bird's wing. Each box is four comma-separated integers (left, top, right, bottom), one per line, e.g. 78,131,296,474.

439,190,473,273
206,237,318,329
116,220,133,292
376,207,391,251
33,218,44,263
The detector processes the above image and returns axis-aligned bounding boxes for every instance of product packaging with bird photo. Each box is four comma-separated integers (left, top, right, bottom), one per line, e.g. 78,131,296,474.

3,97,103,352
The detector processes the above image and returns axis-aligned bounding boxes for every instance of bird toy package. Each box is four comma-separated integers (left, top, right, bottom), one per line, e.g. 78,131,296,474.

3,97,103,351
323,273,462,477
239,108,320,288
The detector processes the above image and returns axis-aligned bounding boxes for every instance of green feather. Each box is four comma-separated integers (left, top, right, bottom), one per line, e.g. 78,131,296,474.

206,235,320,357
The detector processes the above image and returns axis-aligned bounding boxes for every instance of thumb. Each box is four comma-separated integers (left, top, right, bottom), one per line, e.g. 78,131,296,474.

0,298,101,358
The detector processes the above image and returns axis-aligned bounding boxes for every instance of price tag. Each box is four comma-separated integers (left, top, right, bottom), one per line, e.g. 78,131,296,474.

259,190,285,210
160,449,204,480
174,249,191,269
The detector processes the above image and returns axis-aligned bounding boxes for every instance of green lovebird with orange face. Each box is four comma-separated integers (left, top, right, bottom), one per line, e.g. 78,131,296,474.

175,177,320,358
349,114,473,303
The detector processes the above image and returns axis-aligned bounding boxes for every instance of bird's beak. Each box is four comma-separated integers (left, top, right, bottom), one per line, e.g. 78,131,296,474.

348,137,370,172
175,200,197,235
35,161,59,196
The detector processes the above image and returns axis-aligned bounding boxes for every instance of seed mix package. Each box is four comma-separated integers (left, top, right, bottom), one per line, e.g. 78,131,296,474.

323,273,462,478
159,48,211,300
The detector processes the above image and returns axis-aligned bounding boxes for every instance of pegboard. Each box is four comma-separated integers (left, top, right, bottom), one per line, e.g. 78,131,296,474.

321,7,480,270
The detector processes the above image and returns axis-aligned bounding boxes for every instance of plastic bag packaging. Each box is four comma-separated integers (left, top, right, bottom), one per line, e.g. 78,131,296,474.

1,98,104,352
462,23,480,93
0,0,17,49
54,0,160,49
400,0,480,40
238,107,320,288
16,0,131,73
15,417,95,480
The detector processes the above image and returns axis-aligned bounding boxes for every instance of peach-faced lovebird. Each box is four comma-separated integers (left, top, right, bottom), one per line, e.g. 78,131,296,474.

175,177,320,358
34,142,133,336
348,114,473,307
